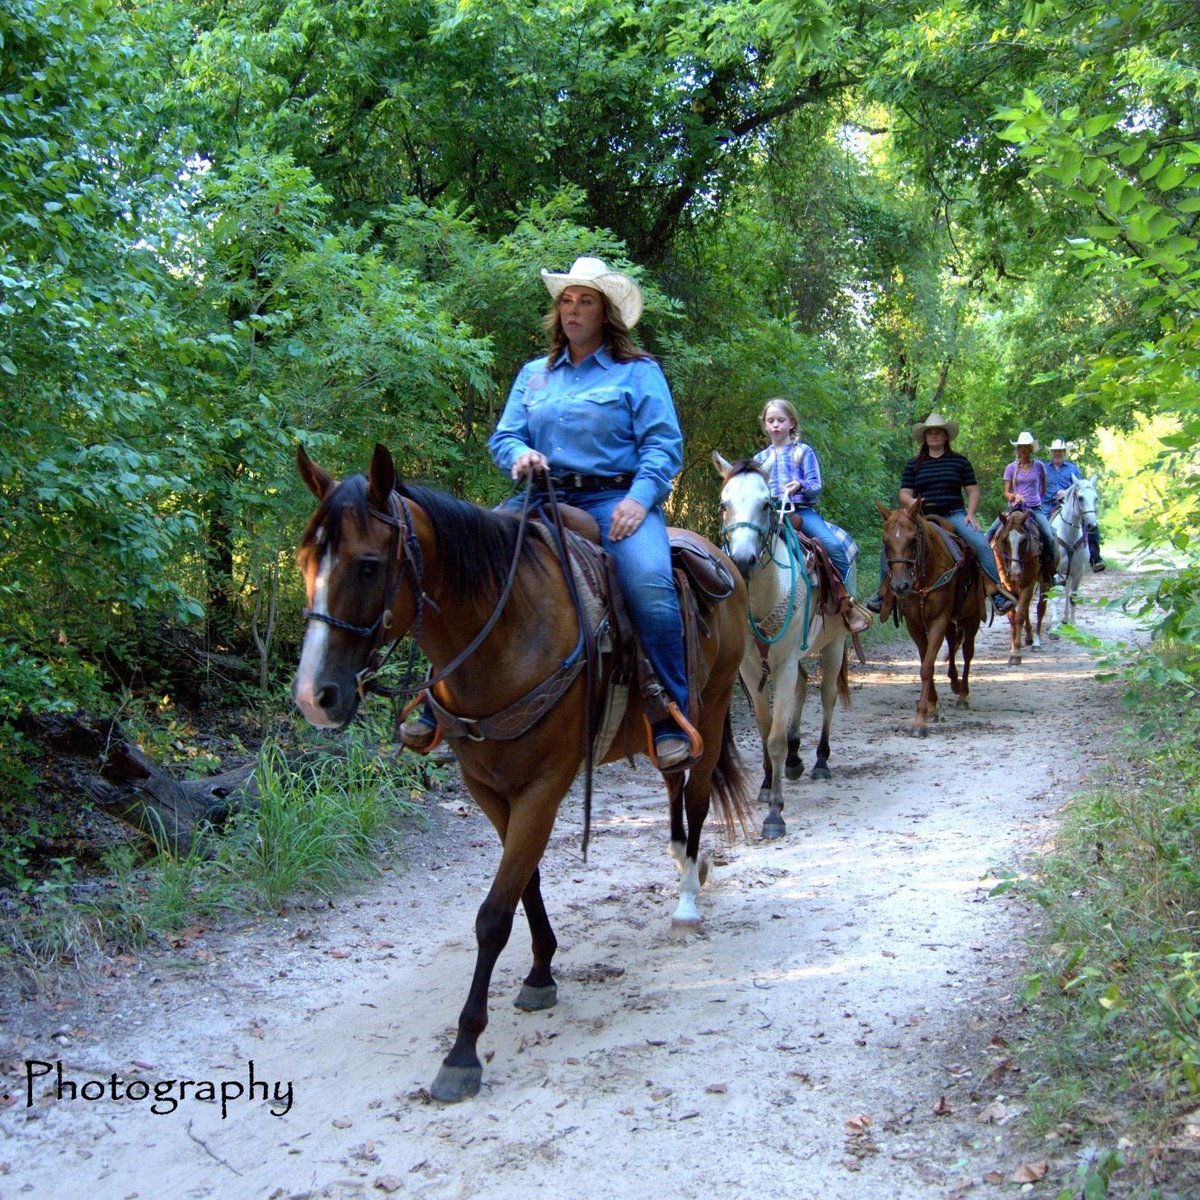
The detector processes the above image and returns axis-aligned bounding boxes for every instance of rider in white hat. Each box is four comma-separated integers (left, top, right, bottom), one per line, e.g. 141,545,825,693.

1043,438,1105,570
983,432,1057,581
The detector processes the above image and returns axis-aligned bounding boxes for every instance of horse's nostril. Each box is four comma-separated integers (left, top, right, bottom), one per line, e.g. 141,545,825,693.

316,683,340,711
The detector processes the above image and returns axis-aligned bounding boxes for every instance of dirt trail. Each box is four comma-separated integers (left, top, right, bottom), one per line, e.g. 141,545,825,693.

2,571,1142,1200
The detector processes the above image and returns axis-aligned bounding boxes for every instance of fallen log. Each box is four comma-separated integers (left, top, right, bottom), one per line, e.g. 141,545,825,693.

86,742,257,855
21,711,258,855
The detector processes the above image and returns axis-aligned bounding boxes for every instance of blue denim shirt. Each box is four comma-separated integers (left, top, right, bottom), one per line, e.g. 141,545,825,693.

1041,459,1082,513
488,346,682,512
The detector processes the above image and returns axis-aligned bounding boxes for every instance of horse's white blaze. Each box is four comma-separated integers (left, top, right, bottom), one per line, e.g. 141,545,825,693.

1004,527,1023,573
293,547,339,727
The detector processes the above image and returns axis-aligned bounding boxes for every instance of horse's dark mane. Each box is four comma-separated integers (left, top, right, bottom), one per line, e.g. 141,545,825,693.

397,482,542,597
725,458,768,480
303,474,540,599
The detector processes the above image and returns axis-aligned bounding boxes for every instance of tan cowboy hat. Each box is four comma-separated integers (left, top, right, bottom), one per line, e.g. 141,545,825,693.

911,412,959,442
1010,430,1038,447
1049,438,1070,451
540,256,644,328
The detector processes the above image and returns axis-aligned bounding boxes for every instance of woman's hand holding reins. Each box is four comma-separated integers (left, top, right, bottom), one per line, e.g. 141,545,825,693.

511,450,550,480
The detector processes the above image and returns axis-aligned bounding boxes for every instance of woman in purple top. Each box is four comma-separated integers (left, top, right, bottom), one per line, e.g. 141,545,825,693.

986,431,1055,558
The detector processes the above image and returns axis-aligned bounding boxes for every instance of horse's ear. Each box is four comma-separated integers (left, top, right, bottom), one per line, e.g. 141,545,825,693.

1089,473,1099,488
712,450,731,477
904,496,922,516
876,500,892,520
296,444,336,500
367,443,397,507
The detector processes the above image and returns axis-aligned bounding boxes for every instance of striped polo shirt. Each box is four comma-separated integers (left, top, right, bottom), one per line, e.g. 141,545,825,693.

899,451,978,517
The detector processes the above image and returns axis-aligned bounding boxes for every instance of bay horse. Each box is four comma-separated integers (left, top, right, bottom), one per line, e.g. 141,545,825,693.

1050,477,1099,625
877,499,985,736
714,454,851,840
993,507,1049,665
292,444,752,1103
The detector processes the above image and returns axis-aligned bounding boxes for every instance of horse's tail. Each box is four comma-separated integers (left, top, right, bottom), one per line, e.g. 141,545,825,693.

836,641,852,709
709,708,754,841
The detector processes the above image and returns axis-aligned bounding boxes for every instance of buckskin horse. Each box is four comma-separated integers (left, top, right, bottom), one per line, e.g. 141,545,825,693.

714,454,851,839
291,444,752,1102
993,507,1049,664
877,499,985,736
1050,477,1099,625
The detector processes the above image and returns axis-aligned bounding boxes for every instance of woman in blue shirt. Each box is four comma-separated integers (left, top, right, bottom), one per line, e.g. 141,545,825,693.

487,257,693,771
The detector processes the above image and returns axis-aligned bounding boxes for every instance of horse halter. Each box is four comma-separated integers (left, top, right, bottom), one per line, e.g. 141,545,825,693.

302,491,427,696
885,515,923,575
719,494,783,571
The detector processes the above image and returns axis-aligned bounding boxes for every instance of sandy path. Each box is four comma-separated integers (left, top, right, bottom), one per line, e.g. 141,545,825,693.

1,571,1137,1199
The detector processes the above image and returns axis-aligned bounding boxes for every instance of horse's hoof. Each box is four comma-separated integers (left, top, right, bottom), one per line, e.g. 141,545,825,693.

1008,655,1021,665
912,725,928,738
757,787,772,805
810,765,831,781
514,983,558,1011
762,816,786,839
784,763,804,781
430,1063,483,1103
955,697,969,709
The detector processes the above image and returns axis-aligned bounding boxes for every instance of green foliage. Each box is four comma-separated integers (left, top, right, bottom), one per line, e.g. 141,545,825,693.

231,738,416,909
1014,645,1200,1152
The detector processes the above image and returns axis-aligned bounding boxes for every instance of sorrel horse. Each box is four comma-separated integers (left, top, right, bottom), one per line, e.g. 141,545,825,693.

292,444,752,1103
714,455,851,840
877,499,985,736
1050,477,1099,625
993,507,1049,665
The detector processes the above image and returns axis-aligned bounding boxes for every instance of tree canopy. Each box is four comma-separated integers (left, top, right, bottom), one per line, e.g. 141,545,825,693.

2,0,1198,743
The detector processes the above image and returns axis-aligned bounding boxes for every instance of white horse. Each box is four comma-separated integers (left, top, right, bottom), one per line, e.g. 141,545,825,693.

1050,476,1100,624
713,453,851,840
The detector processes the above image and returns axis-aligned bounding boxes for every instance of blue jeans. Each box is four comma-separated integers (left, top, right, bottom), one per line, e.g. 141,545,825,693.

503,490,688,717
943,509,1003,586
791,506,857,588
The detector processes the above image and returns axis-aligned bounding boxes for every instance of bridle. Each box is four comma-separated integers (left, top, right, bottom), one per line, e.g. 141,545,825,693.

885,513,924,579
719,495,781,575
719,490,812,647
302,490,428,699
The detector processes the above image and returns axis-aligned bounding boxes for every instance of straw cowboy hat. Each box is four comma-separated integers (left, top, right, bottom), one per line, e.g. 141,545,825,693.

1049,438,1070,451
1010,431,1038,447
911,412,959,442
540,257,644,329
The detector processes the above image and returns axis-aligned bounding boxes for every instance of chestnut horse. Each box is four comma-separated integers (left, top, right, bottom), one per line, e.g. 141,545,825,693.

292,445,752,1103
993,508,1049,665
877,499,985,736
714,454,851,840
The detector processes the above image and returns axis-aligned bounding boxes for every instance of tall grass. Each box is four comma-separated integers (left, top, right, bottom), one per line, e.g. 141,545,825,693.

231,738,418,909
